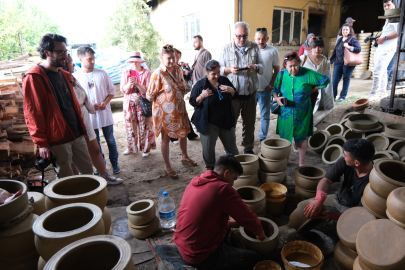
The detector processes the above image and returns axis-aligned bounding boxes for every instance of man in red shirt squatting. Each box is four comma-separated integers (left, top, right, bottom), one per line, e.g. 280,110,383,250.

173,154,266,270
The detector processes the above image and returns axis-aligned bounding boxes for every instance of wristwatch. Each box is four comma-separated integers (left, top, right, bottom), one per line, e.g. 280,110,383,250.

385,36,388,40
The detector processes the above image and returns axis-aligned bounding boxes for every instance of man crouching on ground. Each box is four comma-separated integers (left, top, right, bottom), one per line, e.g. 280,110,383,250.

173,154,265,270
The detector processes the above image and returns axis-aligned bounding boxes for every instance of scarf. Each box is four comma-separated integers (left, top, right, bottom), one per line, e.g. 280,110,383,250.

302,33,314,51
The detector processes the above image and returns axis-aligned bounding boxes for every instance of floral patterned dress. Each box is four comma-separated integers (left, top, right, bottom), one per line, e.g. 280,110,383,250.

147,64,190,138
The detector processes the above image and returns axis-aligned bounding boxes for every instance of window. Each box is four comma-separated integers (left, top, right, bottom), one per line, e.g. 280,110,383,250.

183,14,200,43
272,8,303,45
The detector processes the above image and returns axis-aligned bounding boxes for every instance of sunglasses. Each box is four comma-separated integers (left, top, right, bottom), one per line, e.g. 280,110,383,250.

162,44,174,50
256,28,267,32
217,89,223,101
284,52,298,61
235,35,248,40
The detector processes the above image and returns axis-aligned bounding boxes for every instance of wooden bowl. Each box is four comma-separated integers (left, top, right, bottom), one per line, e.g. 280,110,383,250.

353,98,369,111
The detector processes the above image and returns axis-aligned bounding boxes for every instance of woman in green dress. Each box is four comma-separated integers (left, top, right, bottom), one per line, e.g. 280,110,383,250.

272,52,330,166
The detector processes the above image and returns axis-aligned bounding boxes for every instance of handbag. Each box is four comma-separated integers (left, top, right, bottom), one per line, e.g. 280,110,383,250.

344,37,363,66
270,95,280,115
134,86,153,117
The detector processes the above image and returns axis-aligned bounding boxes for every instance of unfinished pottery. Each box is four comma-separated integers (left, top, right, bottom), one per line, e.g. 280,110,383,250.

325,135,346,148
365,134,389,151
345,114,380,130
294,166,326,190
28,191,46,216
353,257,371,270
33,203,105,261
353,98,369,111
254,260,282,270
126,199,156,226
343,130,365,140
308,131,330,153
388,140,405,158
372,151,393,162
103,207,112,235
236,186,266,214
260,183,287,216
261,138,291,160
0,179,28,223
386,187,405,228
361,183,387,219
44,175,108,210
240,217,279,256
325,123,345,136
127,216,160,239
295,186,316,199
258,152,287,173
334,241,357,270
369,160,405,198
289,199,324,233
385,124,405,138
234,172,259,188
281,240,323,270
342,112,360,121
43,235,136,270
235,154,259,176
259,169,286,184
322,145,343,165
336,207,376,252
356,219,405,270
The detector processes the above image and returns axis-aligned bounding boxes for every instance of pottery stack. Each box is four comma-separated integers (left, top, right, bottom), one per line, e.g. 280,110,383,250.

353,32,372,79
0,180,39,270
322,123,345,165
258,138,291,185
234,154,260,188
126,199,160,239
294,166,326,199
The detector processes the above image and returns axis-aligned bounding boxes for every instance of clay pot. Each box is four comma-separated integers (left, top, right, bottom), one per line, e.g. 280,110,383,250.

261,138,291,160
289,199,324,233
28,191,46,216
369,160,405,198
0,179,28,223
388,140,405,158
103,207,112,235
308,131,330,153
325,135,346,148
365,134,390,151
38,257,46,270
322,145,343,165
353,257,371,270
385,124,405,138
236,186,266,214
325,123,345,136
240,217,279,256
234,172,259,188
281,241,323,270
284,194,305,215
294,166,326,190
254,260,282,270
43,235,135,270
334,241,358,270
339,119,349,131
336,207,376,252
372,151,393,162
235,154,259,176
33,203,105,261
2,253,39,270
343,130,365,140
361,183,387,219
346,114,380,130
0,213,38,263
127,216,160,239
295,186,316,199
126,199,156,226
260,183,287,216
384,150,400,160
386,187,405,228
258,152,287,173
356,219,405,270
44,175,108,210
259,169,286,184
353,98,369,111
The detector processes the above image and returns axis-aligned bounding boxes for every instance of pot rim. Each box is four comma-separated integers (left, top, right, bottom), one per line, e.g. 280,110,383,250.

345,122,384,133
374,159,405,187
235,186,266,203
347,114,379,128
235,154,259,164
342,112,360,121
386,209,405,228
258,152,288,162
281,240,324,268
365,134,390,151
237,172,259,179
239,217,279,243
343,129,365,139
325,123,344,135
295,165,326,180
126,199,154,215
261,138,291,150
322,145,343,165
308,130,330,150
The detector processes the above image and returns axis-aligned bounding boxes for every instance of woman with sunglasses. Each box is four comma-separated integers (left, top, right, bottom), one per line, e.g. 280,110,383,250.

272,52,330,166
147,44,197,179
189,60,238,169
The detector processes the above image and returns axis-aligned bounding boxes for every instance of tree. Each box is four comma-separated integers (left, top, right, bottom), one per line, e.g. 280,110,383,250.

100,0,163,70
0,0,60,60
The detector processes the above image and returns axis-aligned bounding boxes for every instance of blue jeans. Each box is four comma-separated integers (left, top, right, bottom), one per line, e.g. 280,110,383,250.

256,90,271,140
94,124,119,164
332,63,356,99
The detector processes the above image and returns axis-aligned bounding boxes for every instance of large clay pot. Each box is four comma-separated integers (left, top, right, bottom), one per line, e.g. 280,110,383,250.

254,260,282,270
356,219,405,270
2,253,39,270
235,186,266,214
295,186,316,199
289,199,324,233
258,152,287,173
388,140,405,158
361,183,387,219
281,241,323,270
240,217,279,256
369,160,405,198
343,130,365,140
234,172,259,188
33,203,105,261
322,145,343,165
336,206,376,252
259,169,286,184
325,123,345,136
334,241,357,270
103,207,112,235
127,216,160,239
372,151,393,162
385,124,405,138
261,138,291,160
44,175,108,210
308,131,330,153
294,166,326,190
346,114,380,130
325,135,346,148
386,187,405,228
0,179,28,223
28,191,47,216
365,134,389,151
235,154,259,176
0,213,38,263
126,199,156,226
260,183,287,216
353,257,371,270
43,235,136,270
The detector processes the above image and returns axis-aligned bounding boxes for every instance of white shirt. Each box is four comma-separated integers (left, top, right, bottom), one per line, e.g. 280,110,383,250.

377,19,398,52
73,68,115,129
257,45,280,91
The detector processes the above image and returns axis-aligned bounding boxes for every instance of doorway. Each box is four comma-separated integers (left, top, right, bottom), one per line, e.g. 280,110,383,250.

308,13,325,37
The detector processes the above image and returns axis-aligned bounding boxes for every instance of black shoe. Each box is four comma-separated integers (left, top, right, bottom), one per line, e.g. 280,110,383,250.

243,150,255,155
336,97,345,102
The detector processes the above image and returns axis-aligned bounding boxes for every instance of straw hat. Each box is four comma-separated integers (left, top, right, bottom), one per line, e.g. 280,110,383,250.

126,51,146,63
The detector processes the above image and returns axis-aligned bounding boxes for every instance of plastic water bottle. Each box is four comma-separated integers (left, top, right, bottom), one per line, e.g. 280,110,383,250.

158,189,176,228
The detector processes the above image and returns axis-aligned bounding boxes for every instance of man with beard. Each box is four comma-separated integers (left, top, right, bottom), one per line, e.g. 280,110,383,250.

191,35,212,85
254,28,280,143
23,33,93,177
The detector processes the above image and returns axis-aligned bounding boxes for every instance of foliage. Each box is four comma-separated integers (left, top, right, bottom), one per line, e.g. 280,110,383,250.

100,0,163,70
0,0,60,60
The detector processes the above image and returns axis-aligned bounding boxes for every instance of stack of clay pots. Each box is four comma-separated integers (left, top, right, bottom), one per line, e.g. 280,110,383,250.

294,166,326,199
353,32,372,79
322,123,345,165
0,180,39,270
126,199,159,239
235,186,266,215
234,154,259,188
259,138,290,185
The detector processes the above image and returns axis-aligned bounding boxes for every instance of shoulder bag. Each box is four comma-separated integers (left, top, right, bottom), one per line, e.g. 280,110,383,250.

344,37,363,66
134,86,153,117
270,73,284,115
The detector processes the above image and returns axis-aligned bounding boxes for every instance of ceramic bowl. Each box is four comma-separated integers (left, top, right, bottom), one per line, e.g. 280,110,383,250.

385,124,405,138
346,114,380,130
281,241,323,269
353,98,369,111
341,112,360,121
234,172,259,188
126,200,156,226
322,145,343,165
365,134,390,151
325,135,346,148
235,154,259,176
308,130,331,153
369,160,405,198
254,260,282,270
386,187,405,228
127,216,160,239
236,186,266,214
325,123,345,136
388,140,405,158
289,199,324,233
258,169,286,184
334,241,358,270
258,152,287,173
343,130,365,140
261,138,291,160
361,183,387,219
294,166,326,190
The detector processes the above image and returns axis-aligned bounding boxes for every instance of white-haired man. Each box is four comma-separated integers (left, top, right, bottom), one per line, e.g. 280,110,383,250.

219,22,264,154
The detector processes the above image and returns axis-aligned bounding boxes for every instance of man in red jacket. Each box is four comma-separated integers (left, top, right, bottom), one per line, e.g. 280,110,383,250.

23,33,93,177
174,154,265,270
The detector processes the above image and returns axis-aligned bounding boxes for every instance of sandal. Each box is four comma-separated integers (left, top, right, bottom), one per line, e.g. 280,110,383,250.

181,159,197,166
164,169,178,179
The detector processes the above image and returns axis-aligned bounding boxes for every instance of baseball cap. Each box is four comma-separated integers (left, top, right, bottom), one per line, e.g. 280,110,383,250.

345,17,356,23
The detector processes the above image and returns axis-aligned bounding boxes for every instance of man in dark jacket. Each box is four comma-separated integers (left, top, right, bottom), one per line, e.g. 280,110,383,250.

23,33,93,177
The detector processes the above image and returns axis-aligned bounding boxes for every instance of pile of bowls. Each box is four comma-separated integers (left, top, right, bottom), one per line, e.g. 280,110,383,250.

260,182,287,216
126,199,160,239
234,154,259,188
353,32,371,79
294,166,326,199
236,186,266,215
259,139,290,185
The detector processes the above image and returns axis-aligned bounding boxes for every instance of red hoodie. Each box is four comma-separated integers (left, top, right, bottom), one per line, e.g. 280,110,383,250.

173,170,264,264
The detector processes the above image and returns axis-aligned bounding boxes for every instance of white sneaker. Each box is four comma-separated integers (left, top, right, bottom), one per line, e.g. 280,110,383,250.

367,93,378,101
142,152,150,158
100,172,123,185
123,149,131,155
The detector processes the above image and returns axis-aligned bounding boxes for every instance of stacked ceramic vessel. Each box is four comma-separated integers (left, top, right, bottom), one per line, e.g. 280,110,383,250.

234,154,259,188
294,166,326,199
353,33,372,79
235,186,266,215
126,199,159,239
258,138,291,185
0,180,39,270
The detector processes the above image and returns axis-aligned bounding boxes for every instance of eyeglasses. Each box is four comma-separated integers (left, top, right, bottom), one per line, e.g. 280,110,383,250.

256,28,267,32
217,89,223,101
162,44,173,50
235,35,248,40
52,50,68,56
284,52,298,61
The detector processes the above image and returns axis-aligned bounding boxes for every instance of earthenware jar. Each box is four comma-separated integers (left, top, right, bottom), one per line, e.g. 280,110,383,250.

235,186,266,214
372,151,393,162
388,140,405,158
127,216,160,239
294,166,326,190
254,260,282,270
126,199,156,226
322,145,343,165
386,187,405,228
0,179,28,223
365,134,390,151
343,130,365,140
281,240,323,270
369,160,405,198
261,138,291,160
259,169,286,184
334,241,358,270
258,152,287,173
234,172,259,188
308,131,330,153
235,154,259,175
260,183,287,216
361,183,387,219
295,186,316,199
325,135,346,148
27,191,46,216
345,114,380,130
289,199,324,233
325,123,345,136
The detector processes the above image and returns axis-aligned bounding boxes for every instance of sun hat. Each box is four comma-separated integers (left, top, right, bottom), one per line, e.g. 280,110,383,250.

126,51,146,63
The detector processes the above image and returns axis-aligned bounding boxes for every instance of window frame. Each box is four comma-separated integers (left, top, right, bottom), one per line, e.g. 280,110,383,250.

183,13,201,43
272,7,303,44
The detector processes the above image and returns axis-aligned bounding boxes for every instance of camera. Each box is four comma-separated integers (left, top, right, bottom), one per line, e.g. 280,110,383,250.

364,36,378,48
35,153,57,172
